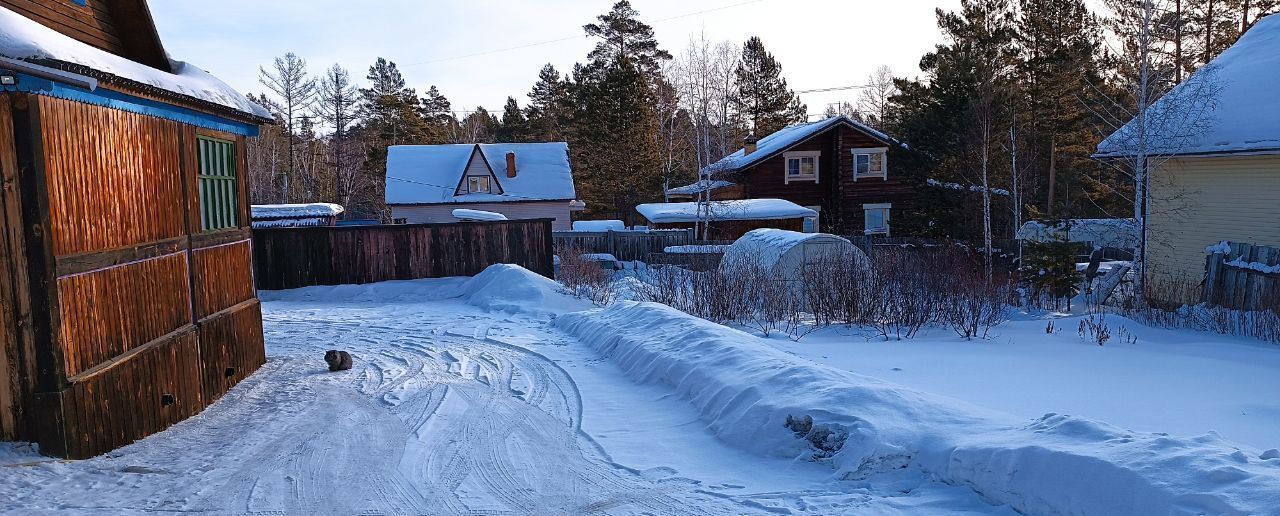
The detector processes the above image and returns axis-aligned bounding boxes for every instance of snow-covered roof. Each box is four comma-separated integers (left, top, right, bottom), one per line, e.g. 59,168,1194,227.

703,116,903,174
572,220,625,231
452,208,508,221
636,199,817,224
665,180,735,196
0,6,270,120
251,203,344,220
1016,219,1138,248
385,143,576,204
1096,14,1280,157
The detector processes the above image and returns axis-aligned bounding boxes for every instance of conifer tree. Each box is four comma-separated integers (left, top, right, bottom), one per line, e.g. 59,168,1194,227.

497,97,528,143
732,36,806,136
525,64,573,141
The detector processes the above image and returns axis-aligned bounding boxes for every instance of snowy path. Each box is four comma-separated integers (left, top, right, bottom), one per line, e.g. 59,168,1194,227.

0,287,1015,515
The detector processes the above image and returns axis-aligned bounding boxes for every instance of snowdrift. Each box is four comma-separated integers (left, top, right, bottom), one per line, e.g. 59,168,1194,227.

458,264,588,316
553,301,1280,515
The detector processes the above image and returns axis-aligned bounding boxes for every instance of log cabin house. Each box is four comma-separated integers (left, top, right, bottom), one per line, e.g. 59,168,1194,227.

0,0,270,458
667,116,916,236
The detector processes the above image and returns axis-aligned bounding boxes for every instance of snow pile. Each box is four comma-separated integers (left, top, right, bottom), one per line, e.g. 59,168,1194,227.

1205,240,1233,254
0,6,269,119
637,199,816,223
663,245,728,254
1017,218,1138,248
1097,14,1280,156
553,301,1280,515
452,208,508,221
252,203,344,219
572,220,625,231
926,178,1011,196
1224,257,1280,274
458,264,588,316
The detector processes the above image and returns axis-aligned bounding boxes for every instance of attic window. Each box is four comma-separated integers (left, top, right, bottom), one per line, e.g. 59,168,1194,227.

468,176,491,194
852,148,888,181
783,151,820,184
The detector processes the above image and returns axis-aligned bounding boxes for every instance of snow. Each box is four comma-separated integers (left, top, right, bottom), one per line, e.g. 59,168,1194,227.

1096,14,1280,156
555,301,1280,515
1206,240,1233,254
926,178,1011,196
385,143,576,204
1224,257,1280,274
1016,218,1139,248
251,203,344,219
636,199,817,224
663,244,728,254
720,229,863,281
571,219,625,231
0,6,269,119
451,208,508,221
251,217,330,229
665,180,735,196
703,116,903,174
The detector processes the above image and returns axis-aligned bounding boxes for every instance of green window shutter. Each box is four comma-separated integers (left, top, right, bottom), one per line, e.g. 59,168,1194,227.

196,136,238,231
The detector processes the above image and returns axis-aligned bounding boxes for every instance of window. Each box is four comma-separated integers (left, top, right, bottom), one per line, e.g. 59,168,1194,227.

197,136,238,231
863,203,891,236
803,205,821,233
784,151,820,183
851,148,888,180
468,176,491,194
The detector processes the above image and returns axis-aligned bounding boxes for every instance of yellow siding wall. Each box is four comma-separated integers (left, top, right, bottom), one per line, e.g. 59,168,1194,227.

1147,154,1280,302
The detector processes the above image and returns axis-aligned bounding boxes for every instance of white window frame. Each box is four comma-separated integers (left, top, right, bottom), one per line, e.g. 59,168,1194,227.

468,176,491,194
803,205,821,233
851,147,889,181
863,203,891,236
783,151,820,184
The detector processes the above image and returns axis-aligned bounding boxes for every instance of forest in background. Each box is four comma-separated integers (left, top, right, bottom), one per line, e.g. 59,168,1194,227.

244,0,1278,236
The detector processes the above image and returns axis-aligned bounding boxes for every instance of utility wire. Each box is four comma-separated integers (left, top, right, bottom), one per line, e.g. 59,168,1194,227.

403,0,770,66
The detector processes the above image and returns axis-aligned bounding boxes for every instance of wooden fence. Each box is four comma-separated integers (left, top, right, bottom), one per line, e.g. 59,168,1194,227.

253,219,554,290
553,229,694,262
1203,241,1280,311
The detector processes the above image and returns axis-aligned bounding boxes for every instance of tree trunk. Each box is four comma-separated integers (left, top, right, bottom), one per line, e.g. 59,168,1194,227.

1046,136,1057,217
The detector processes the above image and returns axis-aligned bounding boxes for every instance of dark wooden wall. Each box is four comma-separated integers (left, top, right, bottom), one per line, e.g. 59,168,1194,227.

0,95,30,441
1203,242,1280,311
0,94,264,458
651,218,805,241
253,219,556,290
0,0,169,70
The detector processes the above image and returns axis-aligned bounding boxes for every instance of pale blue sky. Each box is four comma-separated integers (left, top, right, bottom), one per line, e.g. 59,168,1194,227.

150,0,965,118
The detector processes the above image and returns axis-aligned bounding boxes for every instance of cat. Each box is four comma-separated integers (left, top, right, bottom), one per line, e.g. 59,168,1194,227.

324,350,353,371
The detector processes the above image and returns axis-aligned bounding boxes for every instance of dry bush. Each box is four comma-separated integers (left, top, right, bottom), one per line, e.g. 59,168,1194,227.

862,248,942,340
1114,273,1280,344
555,244,614,306
800,248,872,328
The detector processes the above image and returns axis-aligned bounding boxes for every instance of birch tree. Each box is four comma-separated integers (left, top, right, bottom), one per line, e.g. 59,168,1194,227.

259,52,317,203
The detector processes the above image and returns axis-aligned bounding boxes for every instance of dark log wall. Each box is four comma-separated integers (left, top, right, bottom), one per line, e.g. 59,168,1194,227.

0,0,127,57
737,124,917,234
652,218,805,241
0,96,28,441
0,93,264,458
253,219,555,290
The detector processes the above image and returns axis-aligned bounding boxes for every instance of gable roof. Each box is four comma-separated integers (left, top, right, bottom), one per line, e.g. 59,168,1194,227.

1096,14,1280,157
636,199,817,223
450,145,505,196
0,4,270,122
386,142,577,205
703,116,904,175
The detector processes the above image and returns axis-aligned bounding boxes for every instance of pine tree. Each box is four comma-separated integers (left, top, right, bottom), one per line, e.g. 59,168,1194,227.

459,107,499,143
525,64,573,141
497,97,528,143
732,36,806,136
583,1,672,75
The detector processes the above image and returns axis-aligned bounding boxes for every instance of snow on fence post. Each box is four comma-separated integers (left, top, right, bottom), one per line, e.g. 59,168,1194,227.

1202,241,1280,310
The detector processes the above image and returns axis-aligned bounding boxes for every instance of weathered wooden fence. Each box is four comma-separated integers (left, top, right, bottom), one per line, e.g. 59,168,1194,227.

1203,241,1280,311
253,219,554,290
553,229,694,262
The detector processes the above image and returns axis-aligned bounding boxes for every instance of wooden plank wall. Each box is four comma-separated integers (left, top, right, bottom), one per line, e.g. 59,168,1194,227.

552,229,694,261
0,0,126,58
252,219,555,290
197,301,265,404
191,240,256,319
1203,242,1280,311
0,95,22,440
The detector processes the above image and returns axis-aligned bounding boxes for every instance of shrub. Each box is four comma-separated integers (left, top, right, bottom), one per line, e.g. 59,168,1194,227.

554,244,614,306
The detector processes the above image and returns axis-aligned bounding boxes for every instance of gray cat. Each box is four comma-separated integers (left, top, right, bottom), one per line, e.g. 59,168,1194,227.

324,350,353,371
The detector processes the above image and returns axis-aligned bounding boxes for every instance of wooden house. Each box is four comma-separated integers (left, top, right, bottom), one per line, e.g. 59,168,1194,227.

1095,14,1280,306
670,116,916,236
386,142,585,230
636,199,817,240
0,1,270,458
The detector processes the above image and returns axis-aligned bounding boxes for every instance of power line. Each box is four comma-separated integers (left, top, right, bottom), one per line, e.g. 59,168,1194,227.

386,175,559,202
403,0,770,67
794,84,871,94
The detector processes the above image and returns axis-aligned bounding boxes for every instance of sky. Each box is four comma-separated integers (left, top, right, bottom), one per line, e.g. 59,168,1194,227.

149,0,965,121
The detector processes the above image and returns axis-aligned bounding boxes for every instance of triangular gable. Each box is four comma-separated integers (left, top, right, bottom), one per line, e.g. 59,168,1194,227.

452,144,505,196
704,116,903,175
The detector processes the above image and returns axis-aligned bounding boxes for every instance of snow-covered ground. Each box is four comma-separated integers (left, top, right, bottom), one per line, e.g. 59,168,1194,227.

0,267,1015,515
769,314,1280,451
1,264,1276,514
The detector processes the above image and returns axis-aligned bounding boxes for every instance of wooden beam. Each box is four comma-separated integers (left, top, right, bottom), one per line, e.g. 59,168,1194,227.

54,236,187,277
190,227,251,250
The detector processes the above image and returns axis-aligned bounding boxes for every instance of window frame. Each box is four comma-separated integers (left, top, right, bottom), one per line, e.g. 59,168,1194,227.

196,135,239,232
850,147,889,181
863,203,892,236
468,176,491,194
783,150,821,184
803,205,821,233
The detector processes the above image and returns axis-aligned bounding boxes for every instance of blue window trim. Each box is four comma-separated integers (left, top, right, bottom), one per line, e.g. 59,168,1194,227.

71,0,88,6
1,71,260,136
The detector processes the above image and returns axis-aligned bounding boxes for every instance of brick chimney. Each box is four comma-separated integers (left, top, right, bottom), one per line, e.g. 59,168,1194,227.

743,133,759,155
505,152,517,178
